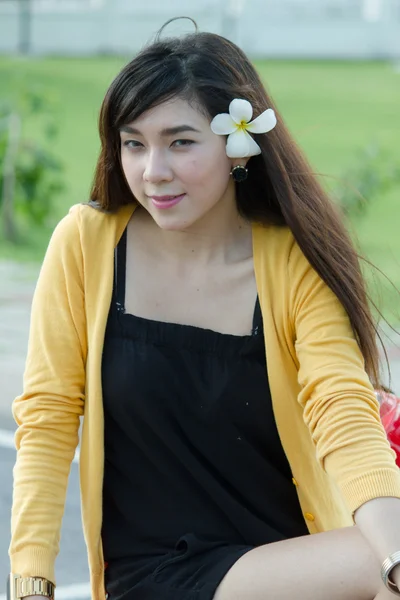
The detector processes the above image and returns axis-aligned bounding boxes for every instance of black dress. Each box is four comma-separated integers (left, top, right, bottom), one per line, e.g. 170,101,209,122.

101,228,308,599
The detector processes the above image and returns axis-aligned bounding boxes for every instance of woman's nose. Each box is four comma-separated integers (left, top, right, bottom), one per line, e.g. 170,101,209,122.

143,149,173,183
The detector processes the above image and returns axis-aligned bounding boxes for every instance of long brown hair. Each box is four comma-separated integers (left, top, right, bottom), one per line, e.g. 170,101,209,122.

91,24,384,387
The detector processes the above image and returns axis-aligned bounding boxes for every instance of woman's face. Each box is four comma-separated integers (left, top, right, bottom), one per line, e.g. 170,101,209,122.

119,97,235,231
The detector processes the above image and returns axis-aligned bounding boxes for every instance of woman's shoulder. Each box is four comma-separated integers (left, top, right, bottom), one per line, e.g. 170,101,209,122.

254,221,298,260
254,222,314,286
76,200,135,230
43,202,135,267
54,201,136,246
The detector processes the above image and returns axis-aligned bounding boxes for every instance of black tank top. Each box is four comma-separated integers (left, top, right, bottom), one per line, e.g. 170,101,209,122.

101,227,308,565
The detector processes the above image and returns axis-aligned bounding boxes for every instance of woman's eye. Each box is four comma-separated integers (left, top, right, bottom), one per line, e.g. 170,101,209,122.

123,140,143,149
122,139,194,149
172,139,195,147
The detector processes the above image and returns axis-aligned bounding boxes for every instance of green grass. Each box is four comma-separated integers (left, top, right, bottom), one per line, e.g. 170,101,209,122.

0,57,399,320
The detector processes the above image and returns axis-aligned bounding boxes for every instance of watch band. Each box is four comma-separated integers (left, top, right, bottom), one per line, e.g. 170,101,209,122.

8,574,55,600
381,551,400,596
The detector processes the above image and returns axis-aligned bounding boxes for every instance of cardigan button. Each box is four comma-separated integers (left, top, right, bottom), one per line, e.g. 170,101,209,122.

304,512,315,522
292,478,298,486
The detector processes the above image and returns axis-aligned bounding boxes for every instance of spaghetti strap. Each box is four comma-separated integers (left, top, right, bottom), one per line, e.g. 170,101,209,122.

114,228,127,313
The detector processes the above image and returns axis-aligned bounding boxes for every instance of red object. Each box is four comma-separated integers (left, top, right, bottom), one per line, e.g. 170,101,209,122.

377,390,400,467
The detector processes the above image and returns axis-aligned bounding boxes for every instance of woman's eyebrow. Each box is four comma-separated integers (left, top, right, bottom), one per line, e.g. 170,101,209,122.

119,125,202,136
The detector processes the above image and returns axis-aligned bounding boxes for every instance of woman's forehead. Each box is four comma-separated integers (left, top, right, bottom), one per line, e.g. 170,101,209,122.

127,97,208,130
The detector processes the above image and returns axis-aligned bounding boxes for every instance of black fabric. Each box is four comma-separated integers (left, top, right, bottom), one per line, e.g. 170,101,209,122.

103,534,251,600
101,228,308,599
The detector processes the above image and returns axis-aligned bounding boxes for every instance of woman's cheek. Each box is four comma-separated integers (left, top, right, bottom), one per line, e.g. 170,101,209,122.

173,158,200,183
122,158,140,189
120,153,131,180
185,153,216,181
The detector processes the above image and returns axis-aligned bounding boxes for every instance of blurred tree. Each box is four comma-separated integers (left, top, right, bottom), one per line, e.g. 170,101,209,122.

0,110,21,241
0,87,65,243
334,143,400,217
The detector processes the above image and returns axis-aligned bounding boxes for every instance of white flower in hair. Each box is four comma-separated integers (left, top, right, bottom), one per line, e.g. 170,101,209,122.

210,99,277,158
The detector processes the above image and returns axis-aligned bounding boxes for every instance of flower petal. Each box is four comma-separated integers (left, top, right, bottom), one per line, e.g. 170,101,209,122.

244,131,262,156
226,129,250,158
229,99,253,125
246,108,277,134
210,113,237,135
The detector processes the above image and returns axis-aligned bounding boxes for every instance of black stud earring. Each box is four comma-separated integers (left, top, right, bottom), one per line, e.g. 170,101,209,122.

230,165,248,182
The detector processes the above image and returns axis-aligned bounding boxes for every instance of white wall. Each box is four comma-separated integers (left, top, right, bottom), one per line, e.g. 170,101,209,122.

0,0,399,59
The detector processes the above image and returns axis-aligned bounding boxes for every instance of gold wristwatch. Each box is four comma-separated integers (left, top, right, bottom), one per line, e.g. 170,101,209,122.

7,574,55,600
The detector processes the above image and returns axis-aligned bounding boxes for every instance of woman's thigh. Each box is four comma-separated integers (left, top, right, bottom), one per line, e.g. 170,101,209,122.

213,526,394,600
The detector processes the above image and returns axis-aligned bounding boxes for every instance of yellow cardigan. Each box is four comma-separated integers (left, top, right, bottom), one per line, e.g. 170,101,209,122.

9,203,400,600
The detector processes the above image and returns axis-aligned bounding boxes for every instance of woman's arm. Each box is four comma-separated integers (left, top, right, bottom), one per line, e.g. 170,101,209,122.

289,240,400,587
9,208,87,586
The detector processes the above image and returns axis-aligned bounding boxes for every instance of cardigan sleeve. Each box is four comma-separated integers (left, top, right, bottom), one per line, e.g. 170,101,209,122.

289,241,400,514
9,206,87,584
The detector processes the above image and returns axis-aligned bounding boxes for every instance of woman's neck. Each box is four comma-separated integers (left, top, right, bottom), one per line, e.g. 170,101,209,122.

139,192,253,267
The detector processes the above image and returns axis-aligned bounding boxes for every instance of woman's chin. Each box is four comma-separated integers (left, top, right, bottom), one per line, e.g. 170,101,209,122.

153,217,192,232
148,208,195,232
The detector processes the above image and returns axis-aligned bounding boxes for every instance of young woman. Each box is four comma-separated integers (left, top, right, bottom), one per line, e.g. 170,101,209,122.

8,19,400,600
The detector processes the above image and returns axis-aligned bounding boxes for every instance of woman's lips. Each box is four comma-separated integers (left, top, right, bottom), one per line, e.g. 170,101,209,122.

150,194,186,209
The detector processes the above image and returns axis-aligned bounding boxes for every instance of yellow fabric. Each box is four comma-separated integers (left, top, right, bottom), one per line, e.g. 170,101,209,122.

9,203,400,599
